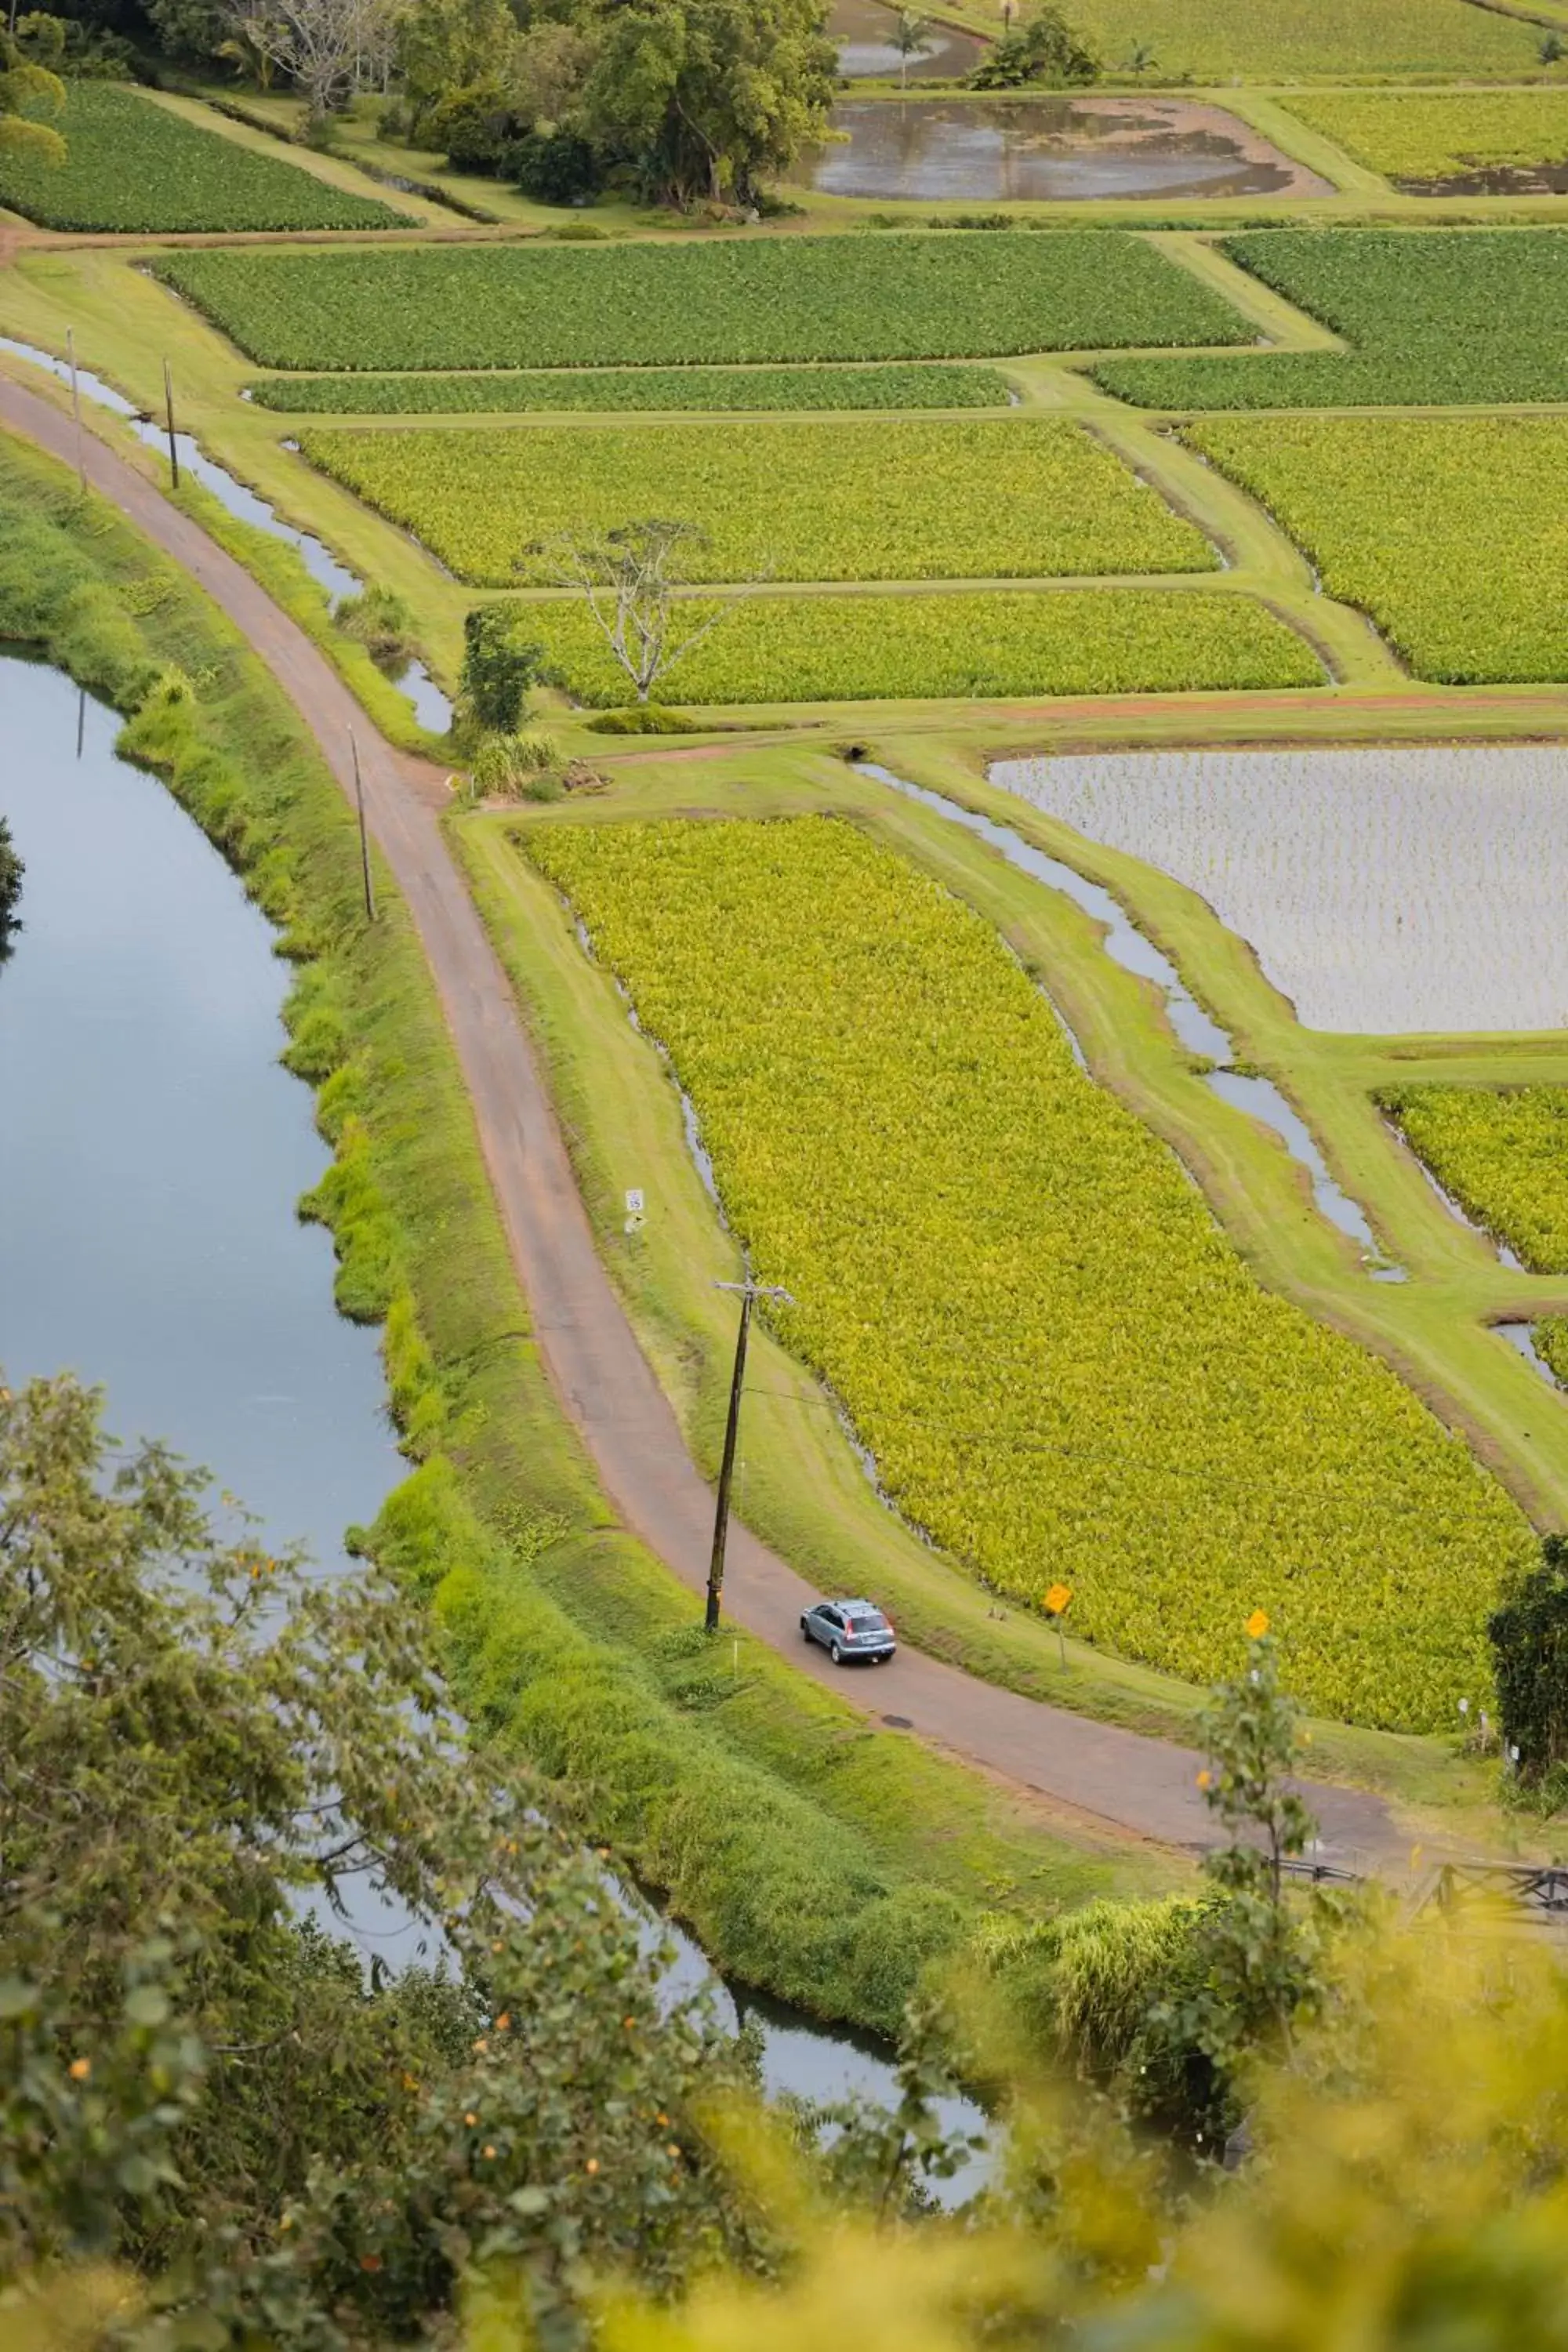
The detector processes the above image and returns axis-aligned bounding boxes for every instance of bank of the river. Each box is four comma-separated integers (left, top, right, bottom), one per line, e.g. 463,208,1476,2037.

0,426,1171,2056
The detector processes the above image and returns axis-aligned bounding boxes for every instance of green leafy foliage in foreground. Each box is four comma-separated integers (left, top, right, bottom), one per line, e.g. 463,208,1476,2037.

1185,412,1568,682
1379,1083,1568,1273
154,233,1254,372
1096,229,1568,409
1281,89,1568,184
554,1925,1568,2352
525,815,1531,1727
247,362,1015,414
301,417,1214,588
0,1372,761,2337
0,82,397,230
529,586,1319,702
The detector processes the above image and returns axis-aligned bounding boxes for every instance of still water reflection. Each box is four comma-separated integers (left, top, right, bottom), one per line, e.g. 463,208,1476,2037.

0,655,398,1555
801,95,1329,201
829,0,985,81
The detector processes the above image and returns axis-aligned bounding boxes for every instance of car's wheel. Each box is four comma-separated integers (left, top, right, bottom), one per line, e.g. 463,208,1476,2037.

829,1642,844,1666
801,1619,813,1642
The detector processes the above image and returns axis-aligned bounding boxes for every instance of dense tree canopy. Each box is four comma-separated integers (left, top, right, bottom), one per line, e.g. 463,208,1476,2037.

0,1371,764,2343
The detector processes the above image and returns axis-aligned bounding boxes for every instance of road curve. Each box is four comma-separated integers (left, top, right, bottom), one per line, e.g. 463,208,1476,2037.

0,371,1401,1870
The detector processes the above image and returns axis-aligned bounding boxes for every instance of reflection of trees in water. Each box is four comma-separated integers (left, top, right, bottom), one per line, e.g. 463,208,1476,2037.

0,813,21,961
808,96,1301,200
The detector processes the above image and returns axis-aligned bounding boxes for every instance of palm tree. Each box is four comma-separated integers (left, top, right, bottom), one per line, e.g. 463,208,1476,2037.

890,9,934,89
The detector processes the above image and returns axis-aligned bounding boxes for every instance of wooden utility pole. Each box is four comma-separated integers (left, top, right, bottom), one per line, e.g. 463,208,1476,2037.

66,328,85,493
706,1276,793,1632
162,359,180,489
349,728,376,920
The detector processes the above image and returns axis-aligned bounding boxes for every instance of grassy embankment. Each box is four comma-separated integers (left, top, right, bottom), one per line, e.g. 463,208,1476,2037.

0,426,1181,2040
453,742,1568,1847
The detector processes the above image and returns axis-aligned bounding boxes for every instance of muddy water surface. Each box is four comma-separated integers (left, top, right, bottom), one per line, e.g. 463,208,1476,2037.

799,95,1333,201
829,0,985,80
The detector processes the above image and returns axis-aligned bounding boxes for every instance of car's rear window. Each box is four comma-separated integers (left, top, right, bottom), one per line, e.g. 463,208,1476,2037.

849,1610,889,1631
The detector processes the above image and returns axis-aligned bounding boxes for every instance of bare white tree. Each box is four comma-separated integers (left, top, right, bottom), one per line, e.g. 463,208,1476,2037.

526,520,763,707
223,0,396,121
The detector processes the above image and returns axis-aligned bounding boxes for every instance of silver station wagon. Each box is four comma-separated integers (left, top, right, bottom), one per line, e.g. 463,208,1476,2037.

800,1597,897,1666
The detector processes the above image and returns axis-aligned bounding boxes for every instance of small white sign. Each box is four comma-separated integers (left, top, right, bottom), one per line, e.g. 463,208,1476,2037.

625,1188,644,1214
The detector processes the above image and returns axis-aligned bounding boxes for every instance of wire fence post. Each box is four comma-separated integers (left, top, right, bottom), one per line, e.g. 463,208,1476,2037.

350,728,376,922
162,358,180,489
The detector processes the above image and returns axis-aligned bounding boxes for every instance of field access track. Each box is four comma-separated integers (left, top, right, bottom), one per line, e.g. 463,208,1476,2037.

0,370,1400,1873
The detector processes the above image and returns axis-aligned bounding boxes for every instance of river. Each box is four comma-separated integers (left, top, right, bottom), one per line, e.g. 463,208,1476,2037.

0,652,987,2169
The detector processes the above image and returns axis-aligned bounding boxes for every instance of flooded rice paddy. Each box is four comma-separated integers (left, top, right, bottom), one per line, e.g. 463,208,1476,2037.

993,744,1568,1036
799,95,1331,201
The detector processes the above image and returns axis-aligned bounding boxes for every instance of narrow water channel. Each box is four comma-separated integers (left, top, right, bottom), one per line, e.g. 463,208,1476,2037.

0,654,983,2166
0,336,452,735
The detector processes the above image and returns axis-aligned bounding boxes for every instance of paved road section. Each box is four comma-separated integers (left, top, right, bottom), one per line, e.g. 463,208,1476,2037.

0,371,1403,1870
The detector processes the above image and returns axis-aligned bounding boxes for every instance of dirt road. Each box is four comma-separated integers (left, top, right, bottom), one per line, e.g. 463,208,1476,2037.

0,372,1403,1869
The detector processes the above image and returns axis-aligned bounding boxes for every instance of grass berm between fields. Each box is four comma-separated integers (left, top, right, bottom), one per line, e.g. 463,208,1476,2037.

0,430,1181,2040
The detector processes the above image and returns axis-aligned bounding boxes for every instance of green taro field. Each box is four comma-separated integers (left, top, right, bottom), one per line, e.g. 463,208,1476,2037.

0,83,398,232
1185,414,1568,681
526,815,1533,1730
1380,1087,1568,1275
1094,230,1568,410
1281,90,1568,185
299,418,1216,586
247,363,1015,414
526,587,1319,702
154,234,1255,371
1069,0,1541,81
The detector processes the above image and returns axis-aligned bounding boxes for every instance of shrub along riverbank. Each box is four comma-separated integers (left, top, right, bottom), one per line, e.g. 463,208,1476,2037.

0,430,1174,2043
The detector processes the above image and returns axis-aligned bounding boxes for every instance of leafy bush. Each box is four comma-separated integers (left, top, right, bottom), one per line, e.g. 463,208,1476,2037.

333,583,414,666
524,815,1532,1726
1097,229,1568,410
154,232,1254,370
245,361,1014,415
514,125,602,202
586,704,700,734
299,416,1216,587
971,5,1100,86
460,603,550,731
1185,412,1568,682
0,81,398,230
532,586,1319,702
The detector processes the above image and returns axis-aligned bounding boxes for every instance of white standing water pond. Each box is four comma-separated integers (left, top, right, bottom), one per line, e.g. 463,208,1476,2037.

993,745,1568,1036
